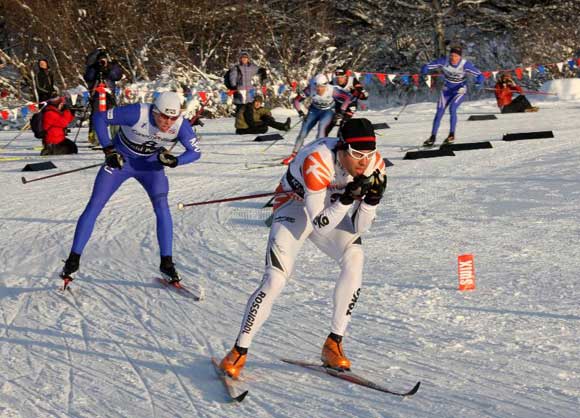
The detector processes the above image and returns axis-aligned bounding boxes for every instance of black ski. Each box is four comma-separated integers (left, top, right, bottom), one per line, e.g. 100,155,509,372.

281,358,420,397
155,277,204,301
211,357,249,402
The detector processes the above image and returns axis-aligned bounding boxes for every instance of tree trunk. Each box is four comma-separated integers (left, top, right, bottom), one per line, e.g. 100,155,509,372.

432,0,446,58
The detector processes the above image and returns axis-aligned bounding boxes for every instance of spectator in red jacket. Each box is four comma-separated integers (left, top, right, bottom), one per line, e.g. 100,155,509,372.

494,73,538,113
40,97,78,155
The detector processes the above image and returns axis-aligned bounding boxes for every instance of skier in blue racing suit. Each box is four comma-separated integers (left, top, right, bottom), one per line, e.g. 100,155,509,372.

60,91,201,285
421,45,483,146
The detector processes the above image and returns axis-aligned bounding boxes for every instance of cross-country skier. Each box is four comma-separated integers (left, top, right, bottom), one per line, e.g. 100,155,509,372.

219,118,387,378
421,45,483,146
327,67,369,136
281,74,353,165
59,92,201,286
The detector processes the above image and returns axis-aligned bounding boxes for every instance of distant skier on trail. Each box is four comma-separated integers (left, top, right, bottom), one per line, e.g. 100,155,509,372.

218,118,387,379
328,67,368,135
421,45,483,147
59,92,201,287
281,74,353,165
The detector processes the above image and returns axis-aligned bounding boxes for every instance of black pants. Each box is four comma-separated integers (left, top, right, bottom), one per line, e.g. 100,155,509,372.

501,95,532,114
236,117,288,135
236,125,268,135
41,138,78,155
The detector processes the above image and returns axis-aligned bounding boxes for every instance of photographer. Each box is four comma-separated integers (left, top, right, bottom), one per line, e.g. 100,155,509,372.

40,97,78,156
235,95,290,135
494,73,538,114
83,48,122,144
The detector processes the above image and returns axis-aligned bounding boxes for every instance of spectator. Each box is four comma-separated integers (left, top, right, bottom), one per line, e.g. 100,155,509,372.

494,73,538,113
235,95,290,135
228,50,267,114
40,97,78,156
35,59,56,103
84,48,122,144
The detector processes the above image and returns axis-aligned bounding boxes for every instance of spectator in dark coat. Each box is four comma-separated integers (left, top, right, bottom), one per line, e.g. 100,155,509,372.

36,59,56,103
229,51,267,114
40,97,78,156
83,48,123,144
235,95,290,135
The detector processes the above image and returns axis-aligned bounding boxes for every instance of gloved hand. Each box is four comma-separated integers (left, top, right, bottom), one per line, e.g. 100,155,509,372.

103,146,124,169
298,110,305,119
364,169,387,206
339,175,372,205
157,148,178,168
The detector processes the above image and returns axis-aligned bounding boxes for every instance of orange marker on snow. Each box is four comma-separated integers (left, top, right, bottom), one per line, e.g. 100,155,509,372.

457,254,476,291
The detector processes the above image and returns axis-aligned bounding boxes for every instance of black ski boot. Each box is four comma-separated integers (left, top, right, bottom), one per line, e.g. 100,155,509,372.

423,135,436,147
442,133,455,146
160,256,180,283
60,252,80,289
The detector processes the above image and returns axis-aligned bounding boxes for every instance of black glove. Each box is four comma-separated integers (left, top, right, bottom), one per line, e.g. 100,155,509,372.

339,175,372,205
298,110,305,118
190,117,204,127
158,149,178,168
364,169,387,206
103,146,124,169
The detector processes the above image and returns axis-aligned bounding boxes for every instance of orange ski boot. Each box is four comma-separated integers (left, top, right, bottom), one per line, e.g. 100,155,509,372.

321,333,351,370
219,345,247,379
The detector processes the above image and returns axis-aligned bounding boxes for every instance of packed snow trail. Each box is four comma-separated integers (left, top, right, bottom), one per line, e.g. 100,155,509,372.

1,91,579,417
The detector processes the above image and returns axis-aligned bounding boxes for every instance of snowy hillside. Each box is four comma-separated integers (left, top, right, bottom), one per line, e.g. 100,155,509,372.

1,85,579,417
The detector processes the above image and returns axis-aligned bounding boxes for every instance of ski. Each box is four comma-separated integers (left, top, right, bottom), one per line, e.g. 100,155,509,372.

60,275,74,292
399,144,433,152
155,277,204,301
244,161,285,170
281,358,420,397
211,357,249,402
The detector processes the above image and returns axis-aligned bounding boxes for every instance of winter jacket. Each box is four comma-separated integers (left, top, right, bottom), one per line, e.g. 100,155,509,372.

235,105,272,129
229,62,267,104
84,61,123,94
36,68,55,103
495,81,523,108
42,104,74,145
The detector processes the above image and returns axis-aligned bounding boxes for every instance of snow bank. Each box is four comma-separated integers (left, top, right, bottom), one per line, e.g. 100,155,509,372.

540,78,580,100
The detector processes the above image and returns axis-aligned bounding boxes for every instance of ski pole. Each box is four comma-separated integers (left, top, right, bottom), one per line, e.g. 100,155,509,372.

177,190,292,209
483,88,557,96
393,101,409,121
73,101,91,143
0,120,31,151
21,162,103,184
261,117,304,154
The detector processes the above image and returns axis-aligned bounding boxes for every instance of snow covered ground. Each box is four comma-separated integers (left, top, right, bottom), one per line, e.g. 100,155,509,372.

1,86,579,417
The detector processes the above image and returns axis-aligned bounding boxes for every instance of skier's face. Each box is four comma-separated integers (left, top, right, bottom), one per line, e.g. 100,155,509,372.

336,75,347,86
153,111,179,132
39,60,48,70
339,147,375,176
240,56,249,65
315,84,327,95
450,52,461,65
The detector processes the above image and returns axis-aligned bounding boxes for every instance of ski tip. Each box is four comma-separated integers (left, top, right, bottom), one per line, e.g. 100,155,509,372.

234,390,249,402
406,381,421,396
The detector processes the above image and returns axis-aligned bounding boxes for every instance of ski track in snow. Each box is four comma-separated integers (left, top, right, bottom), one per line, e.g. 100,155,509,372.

1,94,579,417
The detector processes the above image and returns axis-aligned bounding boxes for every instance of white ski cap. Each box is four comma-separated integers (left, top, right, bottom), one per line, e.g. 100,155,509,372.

314,74,329,86
154,92,182,117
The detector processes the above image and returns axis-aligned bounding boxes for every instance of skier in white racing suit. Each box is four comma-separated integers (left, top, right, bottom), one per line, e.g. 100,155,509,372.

219,118,387,378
